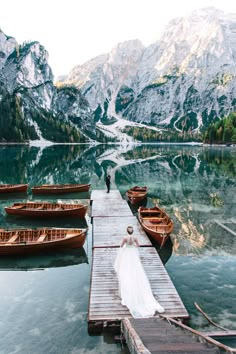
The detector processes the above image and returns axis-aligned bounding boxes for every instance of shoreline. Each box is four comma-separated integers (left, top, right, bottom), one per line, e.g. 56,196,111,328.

0,141,235,148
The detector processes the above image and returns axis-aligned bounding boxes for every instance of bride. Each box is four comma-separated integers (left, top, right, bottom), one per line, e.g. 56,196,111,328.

114,225,165,318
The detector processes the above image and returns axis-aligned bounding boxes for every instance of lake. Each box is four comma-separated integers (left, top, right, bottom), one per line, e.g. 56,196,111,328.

0,143,235,353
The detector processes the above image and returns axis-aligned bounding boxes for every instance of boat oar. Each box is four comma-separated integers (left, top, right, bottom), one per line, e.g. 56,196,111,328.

194,302,228,331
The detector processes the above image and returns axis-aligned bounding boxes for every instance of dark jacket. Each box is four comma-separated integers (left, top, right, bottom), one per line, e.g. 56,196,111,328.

105,175,111,185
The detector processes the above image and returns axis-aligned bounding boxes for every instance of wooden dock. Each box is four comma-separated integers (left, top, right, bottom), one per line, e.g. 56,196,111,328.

91,190,133,218
122,318,220,354
88,190,189,334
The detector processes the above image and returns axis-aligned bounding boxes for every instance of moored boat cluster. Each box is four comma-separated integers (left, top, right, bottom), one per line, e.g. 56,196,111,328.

0,183,90,255
126,185,174,247
0,183,174,255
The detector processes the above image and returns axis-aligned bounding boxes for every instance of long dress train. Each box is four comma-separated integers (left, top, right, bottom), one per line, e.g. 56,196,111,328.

114,238,165,318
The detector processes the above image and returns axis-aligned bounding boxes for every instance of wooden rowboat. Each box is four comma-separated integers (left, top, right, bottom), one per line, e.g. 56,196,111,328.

126,186,147,205
0,228,87,255
5,202,87,218
138,205,174,247
31,183,91,194
0,184,28,193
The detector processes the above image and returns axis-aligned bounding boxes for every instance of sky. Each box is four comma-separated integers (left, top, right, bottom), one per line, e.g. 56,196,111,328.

0,0,236,78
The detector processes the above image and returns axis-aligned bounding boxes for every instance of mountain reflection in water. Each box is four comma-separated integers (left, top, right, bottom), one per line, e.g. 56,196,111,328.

0,144,235,353
0,144,235,257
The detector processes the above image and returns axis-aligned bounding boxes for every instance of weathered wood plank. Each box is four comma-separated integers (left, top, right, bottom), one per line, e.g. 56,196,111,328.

90,190,123,201
93,215,137,226
89,311,191,321
89,298,183,305
203,330,236,337
123,318,219,354
90,306,188,313
88,247,189,322
93,216,151,247
91,201,133,217
91,190,132,217
88,190,190,339
90,294,181,300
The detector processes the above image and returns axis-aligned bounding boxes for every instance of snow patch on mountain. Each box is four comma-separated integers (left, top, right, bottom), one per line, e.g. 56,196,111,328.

97,116,162,143
28,118,54,147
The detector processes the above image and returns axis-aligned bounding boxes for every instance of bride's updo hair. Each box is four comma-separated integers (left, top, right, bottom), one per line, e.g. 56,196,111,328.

127,226,133,235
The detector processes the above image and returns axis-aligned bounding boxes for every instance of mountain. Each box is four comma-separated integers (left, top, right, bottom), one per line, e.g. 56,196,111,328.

2,7,236,144
0,30,95,143
64,40,145,123
60,7,236,138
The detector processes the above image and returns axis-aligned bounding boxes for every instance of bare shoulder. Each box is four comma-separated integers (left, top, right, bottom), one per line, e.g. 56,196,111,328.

120,236,127,246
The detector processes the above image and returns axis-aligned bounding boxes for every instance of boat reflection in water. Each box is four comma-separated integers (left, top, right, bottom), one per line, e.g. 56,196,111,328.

0,192,29,201
0,247,88,271
127,196,147,214
155,236,173,265
4,215,89,229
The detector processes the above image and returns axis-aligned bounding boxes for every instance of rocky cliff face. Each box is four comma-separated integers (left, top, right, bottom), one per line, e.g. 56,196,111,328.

65,40,145,122
0,31,17,70
62,8,236,133
0,30,95,143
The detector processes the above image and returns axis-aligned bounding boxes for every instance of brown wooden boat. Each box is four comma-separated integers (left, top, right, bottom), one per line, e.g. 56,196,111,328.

5,202,87,218
31,183,91,194
126,186,147,205
0,228,87,255
0,184,28,193
138,205,174,247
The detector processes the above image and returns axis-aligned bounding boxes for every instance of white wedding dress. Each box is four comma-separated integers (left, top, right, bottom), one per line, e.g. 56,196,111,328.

114,235,165,318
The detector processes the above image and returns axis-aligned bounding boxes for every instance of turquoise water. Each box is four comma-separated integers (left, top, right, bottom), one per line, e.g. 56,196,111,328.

0,144,235,353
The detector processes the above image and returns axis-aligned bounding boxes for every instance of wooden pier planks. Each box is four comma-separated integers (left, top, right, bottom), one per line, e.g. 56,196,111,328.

90,190,133,218
90,190,123,202
122,318,219,354
91,200,133,218
88,247,189,324
88,189,189,334
93,216,152,247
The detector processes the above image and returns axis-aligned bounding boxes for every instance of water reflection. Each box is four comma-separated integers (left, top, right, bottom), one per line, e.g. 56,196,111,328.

0,191,28,200
154,236,173,265
0,144,235,257
3,214,89,229
0,247,88,271
126,196,147,213
0,144,235,352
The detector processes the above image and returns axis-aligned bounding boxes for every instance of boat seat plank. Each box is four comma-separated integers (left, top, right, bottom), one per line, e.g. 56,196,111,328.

66,233,78,238
142,216,163,221
7,233,19,243
55,207,64,211
13,205,25,209
37,233,47,242
35,205,44,210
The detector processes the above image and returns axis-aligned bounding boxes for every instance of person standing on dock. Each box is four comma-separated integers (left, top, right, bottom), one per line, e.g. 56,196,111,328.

114,225,165,318
105,174,111,193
